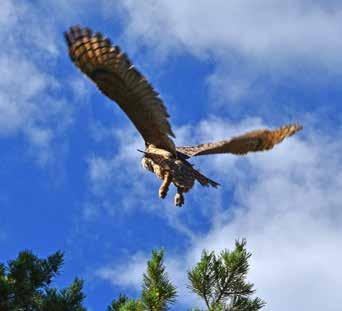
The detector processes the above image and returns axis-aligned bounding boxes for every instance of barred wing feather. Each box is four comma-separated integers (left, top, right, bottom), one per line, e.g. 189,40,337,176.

65,26,176,154
177,124,302,157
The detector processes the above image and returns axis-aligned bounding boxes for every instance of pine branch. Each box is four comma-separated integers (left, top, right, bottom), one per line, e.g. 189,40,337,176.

188,239,265,311
141,249,177,310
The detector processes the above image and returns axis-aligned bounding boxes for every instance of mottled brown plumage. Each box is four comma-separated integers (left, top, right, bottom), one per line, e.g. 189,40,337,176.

65,26,303,207
177,124,303,157
64,26,176,154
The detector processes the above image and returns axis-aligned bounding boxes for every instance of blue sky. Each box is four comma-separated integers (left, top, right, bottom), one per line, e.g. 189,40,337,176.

1,1,342,310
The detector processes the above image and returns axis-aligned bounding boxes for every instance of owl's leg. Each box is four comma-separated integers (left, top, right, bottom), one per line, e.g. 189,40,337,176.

159,171,172,199
174,188,185,207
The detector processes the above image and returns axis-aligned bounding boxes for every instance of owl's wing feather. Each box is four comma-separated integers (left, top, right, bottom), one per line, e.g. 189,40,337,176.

65,26,176,154
177,124,302,157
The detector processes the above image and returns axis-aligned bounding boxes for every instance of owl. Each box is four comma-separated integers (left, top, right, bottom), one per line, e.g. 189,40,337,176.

65,26,302,206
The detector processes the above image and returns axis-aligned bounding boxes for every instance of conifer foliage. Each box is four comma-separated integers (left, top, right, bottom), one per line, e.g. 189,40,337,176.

108,249,177,311
142,249,177,310
0,241,264,310
0,250,86,311
109,240,264,311
188,239,265,310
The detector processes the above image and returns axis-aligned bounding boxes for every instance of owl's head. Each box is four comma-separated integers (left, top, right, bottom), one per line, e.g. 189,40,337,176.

141,157,154,173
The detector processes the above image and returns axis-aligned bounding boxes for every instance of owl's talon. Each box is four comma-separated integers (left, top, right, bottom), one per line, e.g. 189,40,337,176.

174,192,184,207
159,187,168,199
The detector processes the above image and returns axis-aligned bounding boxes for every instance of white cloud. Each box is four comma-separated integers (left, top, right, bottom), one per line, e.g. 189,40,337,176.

97,252,147,289
0,0,78,164
86,126,147,193
85,125,163,214
118,0,342,67
114,0,342,105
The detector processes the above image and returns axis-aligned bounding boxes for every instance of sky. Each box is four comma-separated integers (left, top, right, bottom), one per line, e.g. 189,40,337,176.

1,0,342,310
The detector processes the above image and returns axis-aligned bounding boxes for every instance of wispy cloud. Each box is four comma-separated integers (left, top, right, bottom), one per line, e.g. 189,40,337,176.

117,0,342,67
97,252,147,289
85,125,156,209
0,0,75,165
114,0,342,106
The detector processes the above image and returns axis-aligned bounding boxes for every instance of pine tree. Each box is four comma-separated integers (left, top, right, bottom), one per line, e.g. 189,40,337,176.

188,239,265,311
108,249,177,311
141,249,177,310
0,250,86,311
109,241,264,311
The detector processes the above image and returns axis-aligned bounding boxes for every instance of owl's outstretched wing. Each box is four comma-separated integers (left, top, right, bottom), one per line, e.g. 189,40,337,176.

65,26,176,154
177,124,302,157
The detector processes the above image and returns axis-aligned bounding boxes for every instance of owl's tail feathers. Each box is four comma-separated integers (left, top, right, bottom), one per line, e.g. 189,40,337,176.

193,169,220,188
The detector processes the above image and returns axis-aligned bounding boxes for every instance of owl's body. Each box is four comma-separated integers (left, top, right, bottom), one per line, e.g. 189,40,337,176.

141,145,219,206
65,26,303,207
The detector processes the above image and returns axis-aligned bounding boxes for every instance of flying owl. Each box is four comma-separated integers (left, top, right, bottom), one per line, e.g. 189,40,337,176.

65,26,302,207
